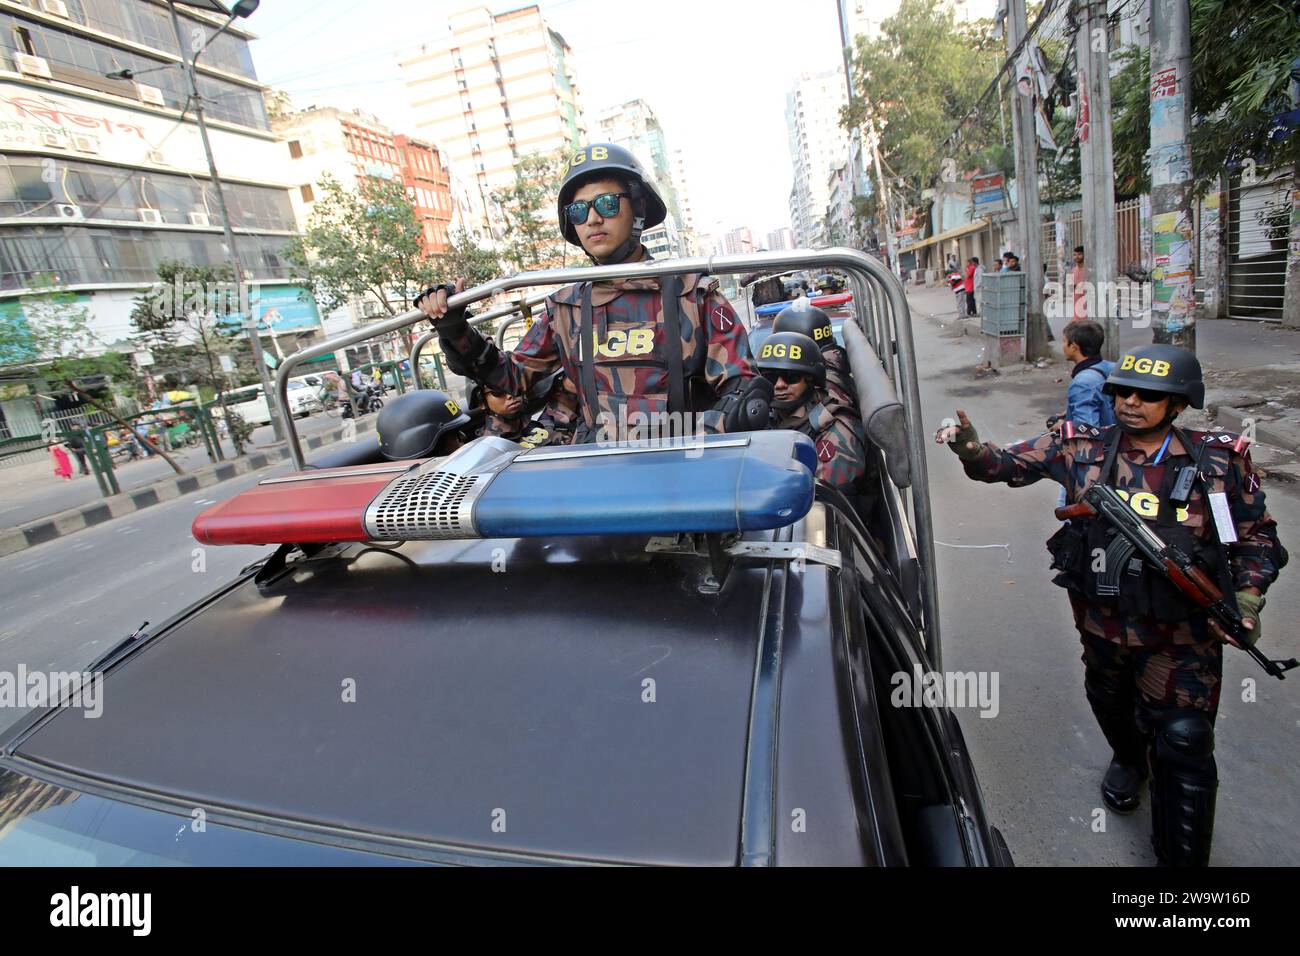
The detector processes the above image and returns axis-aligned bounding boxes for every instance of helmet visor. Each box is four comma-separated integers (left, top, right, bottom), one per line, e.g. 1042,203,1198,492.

565,192,629,225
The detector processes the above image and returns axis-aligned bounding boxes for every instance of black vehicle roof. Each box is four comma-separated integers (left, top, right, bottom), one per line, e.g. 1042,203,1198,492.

10,534,781,865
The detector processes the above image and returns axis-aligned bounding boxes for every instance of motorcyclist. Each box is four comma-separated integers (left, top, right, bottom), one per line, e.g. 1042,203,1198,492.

416,142,771,444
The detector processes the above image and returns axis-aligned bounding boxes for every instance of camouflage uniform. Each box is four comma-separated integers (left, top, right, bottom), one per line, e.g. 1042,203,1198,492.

445,270,757,444
773,391,866,491
822,345,859,414
960,421,1281,717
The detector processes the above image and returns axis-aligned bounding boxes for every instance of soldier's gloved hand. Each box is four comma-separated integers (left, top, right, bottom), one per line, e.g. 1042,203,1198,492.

935,408,982,461
1233,590,1264,646
720,375,773,432
416,280,469,340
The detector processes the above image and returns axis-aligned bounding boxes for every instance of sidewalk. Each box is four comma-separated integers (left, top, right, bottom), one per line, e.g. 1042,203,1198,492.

0,411,347,530
0,414,378,557
903,283,1300,476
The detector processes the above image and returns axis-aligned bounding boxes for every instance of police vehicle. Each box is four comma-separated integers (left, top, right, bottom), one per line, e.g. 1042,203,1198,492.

0,251,1011,867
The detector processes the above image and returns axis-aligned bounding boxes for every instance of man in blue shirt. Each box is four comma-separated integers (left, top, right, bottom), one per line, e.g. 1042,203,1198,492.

1061,321,1116,429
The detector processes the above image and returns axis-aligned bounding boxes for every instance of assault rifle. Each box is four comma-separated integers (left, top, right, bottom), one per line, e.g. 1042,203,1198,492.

1056,483,1298,680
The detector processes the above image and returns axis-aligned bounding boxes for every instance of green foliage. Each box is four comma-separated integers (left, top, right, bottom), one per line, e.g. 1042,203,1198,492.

1112,0,1300,193
491,152,570,272
286,174,435,316
435,228,504,286
842,0,1003,197
0,274,113,391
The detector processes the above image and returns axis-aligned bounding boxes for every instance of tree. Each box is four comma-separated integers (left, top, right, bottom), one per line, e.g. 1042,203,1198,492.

286,174,435,318
1111,0,1300,196
435,228,504,287
1,275,185,472
130,261,246,461
491,152,570,272
842,0,1004,211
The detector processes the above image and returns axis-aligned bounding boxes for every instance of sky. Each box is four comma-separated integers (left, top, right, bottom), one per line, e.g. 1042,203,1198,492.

246,0,855,240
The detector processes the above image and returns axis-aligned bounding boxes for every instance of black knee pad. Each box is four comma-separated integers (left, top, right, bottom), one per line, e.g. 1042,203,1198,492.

1154,712,1215,768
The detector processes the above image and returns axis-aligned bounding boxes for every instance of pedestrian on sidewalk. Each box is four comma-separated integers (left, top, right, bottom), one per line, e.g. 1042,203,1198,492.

973,256,984,315
1071,245,1088,322
50,442,73,481
64,426,89,476
964,257,977,316
1005,252,1022,271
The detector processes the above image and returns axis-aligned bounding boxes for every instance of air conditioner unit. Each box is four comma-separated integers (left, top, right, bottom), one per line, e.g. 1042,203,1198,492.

146,149,166,164
15,53,53,79
135,83,165,107
138,208,162,224
187,211,211,227
39,0,70,17
41,131,66,148
72,134,98,154
55,203,83,220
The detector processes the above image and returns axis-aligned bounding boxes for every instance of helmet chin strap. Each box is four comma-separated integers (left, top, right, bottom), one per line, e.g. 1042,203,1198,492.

587,214,646,265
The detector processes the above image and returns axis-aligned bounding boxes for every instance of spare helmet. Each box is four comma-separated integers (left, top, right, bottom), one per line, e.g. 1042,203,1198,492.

376,390,472,460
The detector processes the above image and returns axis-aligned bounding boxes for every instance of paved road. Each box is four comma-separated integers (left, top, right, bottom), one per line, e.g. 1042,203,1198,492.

907,285,1300,866
0,298,1296,866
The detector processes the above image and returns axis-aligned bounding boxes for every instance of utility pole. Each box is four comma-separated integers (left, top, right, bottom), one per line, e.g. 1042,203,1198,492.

1148,0,1196,351
1075,0,1120,360
166,1,283,440
1007,0,1049,360
869,123,899,271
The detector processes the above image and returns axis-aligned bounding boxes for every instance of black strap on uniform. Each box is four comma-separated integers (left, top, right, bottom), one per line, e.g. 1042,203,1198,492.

1098,425,1124,487
578,282,600,428
660,275,685,417
1174,425,1238,597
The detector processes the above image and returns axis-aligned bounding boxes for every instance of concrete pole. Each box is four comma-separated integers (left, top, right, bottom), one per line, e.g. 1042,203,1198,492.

1075,0,1120,360
167,1,283,441
1148,0,1196,350
1007,0,1049,359
870,124,899,273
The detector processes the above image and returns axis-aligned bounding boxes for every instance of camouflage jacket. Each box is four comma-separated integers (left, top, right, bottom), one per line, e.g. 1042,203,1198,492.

961,422,1282,646
775,391,867,491
823,344,859,412
455,271,756,443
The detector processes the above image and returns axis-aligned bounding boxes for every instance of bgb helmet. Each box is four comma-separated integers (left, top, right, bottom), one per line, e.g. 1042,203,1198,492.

1103,344,1204,409
557,142,667,263
376,390,472,460
772,305,836,352
755,331,826,388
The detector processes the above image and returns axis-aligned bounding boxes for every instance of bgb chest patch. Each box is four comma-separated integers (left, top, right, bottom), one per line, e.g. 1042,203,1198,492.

817,438,835,463
713,306,734,332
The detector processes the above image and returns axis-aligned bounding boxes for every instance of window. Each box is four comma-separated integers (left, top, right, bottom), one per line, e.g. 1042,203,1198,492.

288,141,303,159
300,184,314,203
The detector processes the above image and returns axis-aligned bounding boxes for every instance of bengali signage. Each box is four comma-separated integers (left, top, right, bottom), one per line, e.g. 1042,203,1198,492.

971,172,1007,215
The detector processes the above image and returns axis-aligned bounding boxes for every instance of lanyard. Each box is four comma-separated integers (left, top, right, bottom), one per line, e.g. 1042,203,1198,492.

1152,431,1173,464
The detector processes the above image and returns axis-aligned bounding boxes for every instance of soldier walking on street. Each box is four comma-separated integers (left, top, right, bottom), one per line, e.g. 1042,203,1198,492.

935,344,1286,866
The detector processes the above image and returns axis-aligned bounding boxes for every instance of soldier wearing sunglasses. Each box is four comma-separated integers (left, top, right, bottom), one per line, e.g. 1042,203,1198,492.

417,142,770,444
935,343,1286,867
755,332,865,492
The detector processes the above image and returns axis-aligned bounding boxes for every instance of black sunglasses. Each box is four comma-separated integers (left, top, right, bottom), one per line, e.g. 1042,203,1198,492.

761,369,807,385
565,192,630,225
1110,385,1168,403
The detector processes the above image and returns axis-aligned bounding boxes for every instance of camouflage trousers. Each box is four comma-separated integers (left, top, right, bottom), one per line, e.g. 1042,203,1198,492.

1076,629,1223,768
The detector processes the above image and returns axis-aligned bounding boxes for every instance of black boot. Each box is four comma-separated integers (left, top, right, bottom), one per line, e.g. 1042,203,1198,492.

1150,711,1217,867
1101,757,1146,814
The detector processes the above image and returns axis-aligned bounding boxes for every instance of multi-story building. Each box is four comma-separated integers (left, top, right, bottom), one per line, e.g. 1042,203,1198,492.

398,3,586,240
596,98,683,257
272,105,456,260
0,0,308,370
785,68,848,248
722,227,754,256
670,147,697,255
766,227,794,252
